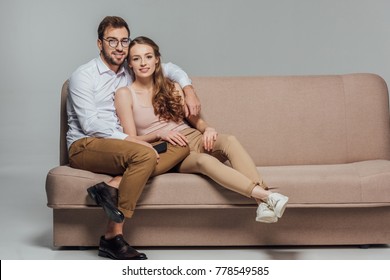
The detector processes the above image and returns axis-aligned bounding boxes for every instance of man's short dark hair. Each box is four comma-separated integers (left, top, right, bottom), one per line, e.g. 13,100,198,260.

97,16,130,40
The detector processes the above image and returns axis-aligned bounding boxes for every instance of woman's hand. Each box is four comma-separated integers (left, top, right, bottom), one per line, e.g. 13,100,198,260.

158,130,188,147
203,127,217,152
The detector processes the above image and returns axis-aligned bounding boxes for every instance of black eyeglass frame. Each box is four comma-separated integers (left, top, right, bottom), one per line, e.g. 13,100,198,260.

102,37,131,48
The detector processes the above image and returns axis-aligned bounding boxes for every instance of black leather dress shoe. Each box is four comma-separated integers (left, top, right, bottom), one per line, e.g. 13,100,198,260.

98,234,147,260
87,182,124,223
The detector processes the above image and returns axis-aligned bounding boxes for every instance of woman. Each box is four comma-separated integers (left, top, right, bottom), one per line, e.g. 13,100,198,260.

115,36,288,223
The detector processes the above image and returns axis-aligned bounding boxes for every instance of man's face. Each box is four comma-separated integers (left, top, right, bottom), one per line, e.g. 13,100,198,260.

98,26,129,72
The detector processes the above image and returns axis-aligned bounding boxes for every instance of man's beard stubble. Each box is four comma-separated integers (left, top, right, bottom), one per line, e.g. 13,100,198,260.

101,47,125,67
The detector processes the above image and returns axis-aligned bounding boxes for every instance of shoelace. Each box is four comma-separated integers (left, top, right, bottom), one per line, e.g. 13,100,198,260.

112,236,132,254
115,236,129,246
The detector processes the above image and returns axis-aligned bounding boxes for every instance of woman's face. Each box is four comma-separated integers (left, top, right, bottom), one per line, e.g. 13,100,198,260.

128,43,159,79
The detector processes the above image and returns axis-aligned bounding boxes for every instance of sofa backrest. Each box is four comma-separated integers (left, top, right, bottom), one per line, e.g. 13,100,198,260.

192,73,390,166
60,73,390,166
60,80,69,165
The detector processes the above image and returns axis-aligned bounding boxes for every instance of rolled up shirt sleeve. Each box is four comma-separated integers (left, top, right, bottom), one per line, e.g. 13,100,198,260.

162,62,192,88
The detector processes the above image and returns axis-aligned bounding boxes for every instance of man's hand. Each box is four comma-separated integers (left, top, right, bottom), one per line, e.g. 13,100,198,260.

183,85,201,117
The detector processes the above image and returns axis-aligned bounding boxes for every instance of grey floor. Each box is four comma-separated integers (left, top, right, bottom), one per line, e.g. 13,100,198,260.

1,164,390,260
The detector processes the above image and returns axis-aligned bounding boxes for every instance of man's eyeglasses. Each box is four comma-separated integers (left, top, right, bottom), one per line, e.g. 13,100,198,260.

102,38,131,48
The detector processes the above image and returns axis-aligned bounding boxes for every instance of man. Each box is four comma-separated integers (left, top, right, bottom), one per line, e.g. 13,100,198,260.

67,16,200,260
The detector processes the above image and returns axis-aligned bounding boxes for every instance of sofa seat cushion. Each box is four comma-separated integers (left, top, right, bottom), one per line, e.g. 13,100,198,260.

46,160,390,209
260,159,390,206
46,166,112,208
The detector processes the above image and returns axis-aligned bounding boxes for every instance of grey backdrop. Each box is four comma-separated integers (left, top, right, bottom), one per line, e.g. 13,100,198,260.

0,0,389,258
1,0,390,170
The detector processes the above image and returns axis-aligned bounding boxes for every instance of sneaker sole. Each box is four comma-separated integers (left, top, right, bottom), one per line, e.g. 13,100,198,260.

274,197,289,218
255,214,278,223
256,216,278,223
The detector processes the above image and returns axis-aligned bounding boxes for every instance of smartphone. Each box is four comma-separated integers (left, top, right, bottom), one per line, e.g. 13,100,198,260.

153,142,168,153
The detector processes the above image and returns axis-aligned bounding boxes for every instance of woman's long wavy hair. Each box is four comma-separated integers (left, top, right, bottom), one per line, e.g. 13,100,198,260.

128,36,185,123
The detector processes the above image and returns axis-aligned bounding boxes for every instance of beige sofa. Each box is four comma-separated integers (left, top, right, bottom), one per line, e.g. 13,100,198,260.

46,73,390,247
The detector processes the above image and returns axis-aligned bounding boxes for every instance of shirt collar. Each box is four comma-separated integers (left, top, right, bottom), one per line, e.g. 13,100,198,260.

97,55,126,76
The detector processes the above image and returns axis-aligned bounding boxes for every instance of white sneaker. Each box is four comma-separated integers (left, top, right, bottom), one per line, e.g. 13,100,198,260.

256,203,278,223
267,193,289,218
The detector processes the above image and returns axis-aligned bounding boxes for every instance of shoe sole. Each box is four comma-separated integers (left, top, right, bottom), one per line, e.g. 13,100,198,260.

87,186,124,223
273,197,289,218
256,216,278,223
98,249,148,260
